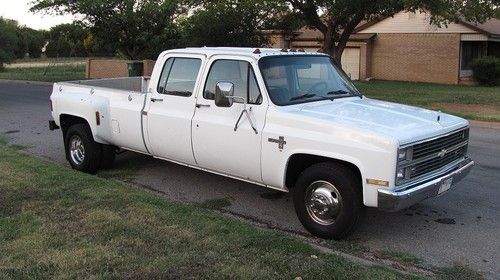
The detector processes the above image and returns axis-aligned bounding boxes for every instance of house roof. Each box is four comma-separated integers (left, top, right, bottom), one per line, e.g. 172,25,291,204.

355,13,500,36
293,27,376,42
460,18,500,36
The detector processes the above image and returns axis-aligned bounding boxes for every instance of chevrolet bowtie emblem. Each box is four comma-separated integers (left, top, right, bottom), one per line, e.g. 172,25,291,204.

437,148,447,158
268,136,286,150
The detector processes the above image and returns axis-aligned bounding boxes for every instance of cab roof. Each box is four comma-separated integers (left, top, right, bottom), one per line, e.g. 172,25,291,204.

161,47,329,60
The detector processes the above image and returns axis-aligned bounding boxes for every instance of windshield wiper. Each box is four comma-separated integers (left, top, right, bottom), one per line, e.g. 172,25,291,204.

290,93,316,101
326,90,350,95
327,89,363,99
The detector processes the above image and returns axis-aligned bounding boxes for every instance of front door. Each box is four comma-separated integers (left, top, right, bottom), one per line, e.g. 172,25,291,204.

192,57,267,182
146,54,205,165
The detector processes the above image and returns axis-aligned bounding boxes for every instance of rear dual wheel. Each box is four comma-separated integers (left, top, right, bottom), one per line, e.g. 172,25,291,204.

65,123,115,173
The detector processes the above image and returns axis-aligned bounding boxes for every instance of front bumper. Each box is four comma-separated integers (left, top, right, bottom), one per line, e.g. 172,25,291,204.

378,158,474,212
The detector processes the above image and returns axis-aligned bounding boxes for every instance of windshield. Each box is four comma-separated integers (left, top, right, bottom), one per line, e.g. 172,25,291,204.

259,55,361,106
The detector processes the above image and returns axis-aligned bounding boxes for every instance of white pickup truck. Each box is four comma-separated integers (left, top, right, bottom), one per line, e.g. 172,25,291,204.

49,47,474,239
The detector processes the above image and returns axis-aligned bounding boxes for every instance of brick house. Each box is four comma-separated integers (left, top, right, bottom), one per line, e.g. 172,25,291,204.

268,11,500,84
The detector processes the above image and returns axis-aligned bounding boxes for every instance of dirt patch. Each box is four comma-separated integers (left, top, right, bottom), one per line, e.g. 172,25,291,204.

431,103,500,114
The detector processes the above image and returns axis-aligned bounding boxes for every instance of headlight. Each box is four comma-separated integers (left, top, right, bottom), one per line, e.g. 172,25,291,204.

397,147,413,162
396,147,414,185
396,167,413,184
396,168,405,180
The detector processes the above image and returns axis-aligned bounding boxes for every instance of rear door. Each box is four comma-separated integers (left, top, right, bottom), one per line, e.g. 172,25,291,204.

145,54,205,165
191,56,267,182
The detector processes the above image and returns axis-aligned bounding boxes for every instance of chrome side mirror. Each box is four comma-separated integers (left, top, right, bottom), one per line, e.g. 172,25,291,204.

215,82,234,107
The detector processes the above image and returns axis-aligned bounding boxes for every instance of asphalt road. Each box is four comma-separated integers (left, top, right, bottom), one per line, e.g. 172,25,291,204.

1,80,499,278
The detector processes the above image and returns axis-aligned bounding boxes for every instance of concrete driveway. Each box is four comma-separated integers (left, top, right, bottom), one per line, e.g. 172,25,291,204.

1,80,499,278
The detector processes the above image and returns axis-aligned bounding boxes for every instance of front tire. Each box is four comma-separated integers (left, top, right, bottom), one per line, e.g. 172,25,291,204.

65,124,102,174
293,162,364,240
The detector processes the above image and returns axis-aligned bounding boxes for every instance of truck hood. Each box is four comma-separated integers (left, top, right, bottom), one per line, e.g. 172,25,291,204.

289,97,469,145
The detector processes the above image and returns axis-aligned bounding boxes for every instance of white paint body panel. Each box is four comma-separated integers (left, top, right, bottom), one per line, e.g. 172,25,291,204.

50,47,469,208
191,55,268,182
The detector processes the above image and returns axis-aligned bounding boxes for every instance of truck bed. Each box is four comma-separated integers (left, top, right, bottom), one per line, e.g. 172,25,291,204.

61,77,150,93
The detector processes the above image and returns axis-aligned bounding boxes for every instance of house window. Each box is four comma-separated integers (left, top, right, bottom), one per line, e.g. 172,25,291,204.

461,41,487,71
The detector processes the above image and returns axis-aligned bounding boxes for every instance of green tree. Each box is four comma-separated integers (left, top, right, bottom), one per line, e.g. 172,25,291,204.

0,17,19,71
45,23,87,58
182,0,287,47
31,0,184,60
287,0,499,64
15,27,46,59
83,32,117,57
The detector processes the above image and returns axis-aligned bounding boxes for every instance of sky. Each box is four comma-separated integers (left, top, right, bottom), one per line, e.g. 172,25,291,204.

0,0,75,30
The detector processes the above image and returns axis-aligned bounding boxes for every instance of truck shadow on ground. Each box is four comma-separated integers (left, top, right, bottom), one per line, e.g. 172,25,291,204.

108,151,462,242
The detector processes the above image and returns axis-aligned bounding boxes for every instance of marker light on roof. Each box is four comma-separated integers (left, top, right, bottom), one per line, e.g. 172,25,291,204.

281,48,288,52
253,48,261,54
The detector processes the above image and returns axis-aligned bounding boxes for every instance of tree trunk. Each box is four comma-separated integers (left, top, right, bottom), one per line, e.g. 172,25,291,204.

321,31,347,66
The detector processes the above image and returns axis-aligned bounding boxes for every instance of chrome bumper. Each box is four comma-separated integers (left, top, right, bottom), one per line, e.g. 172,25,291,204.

378,158,474,212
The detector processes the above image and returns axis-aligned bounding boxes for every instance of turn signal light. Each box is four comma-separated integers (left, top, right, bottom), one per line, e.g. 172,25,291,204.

95,111,101,126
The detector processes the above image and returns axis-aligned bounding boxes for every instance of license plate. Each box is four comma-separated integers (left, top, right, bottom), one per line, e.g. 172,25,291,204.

438,178,453,194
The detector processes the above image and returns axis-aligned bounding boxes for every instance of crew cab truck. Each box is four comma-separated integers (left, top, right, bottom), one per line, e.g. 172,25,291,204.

49,47,474,239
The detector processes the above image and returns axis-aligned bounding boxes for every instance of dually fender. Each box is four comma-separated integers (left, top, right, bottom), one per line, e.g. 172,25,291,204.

54,90,111,145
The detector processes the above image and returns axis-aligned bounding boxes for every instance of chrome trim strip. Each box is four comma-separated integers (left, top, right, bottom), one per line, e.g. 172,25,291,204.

399,127,468,148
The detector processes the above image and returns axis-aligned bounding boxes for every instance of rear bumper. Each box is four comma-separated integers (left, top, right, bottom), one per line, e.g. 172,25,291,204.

377,158,474,212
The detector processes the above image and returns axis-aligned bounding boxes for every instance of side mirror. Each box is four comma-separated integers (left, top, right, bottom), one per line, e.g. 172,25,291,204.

215,82,234,107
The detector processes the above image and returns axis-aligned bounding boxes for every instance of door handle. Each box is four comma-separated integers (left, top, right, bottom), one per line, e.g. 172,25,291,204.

196,103,210,108
151,98,164,103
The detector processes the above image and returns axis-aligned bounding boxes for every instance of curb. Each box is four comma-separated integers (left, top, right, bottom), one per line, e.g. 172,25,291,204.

469,120,500,130
0,79,54,86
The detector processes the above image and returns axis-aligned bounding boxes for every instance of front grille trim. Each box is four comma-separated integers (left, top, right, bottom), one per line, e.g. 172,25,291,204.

396,127,469,186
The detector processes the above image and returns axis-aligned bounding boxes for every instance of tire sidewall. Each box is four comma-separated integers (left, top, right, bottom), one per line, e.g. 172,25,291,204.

293,163,361,239
64,124,101,173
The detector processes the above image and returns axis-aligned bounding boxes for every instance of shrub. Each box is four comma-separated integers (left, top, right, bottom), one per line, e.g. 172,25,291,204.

472,56,500,86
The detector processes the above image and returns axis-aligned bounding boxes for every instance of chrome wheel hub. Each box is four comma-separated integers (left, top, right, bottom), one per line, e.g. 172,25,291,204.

69,135,85,165
305,180,342,225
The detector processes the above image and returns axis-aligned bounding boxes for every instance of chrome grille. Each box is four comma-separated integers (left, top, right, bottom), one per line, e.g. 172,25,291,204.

412,145,467,178
396,128,469,185
412,129,469,160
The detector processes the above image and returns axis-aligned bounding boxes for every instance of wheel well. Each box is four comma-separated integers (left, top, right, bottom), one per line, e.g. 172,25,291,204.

60,114,89,137
285,154,362,190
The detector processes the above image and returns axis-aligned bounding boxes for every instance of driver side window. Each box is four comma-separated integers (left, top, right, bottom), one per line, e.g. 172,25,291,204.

204,60,262,105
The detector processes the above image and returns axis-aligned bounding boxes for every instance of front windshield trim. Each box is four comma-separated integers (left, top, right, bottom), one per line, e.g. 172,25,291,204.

258,54,362,106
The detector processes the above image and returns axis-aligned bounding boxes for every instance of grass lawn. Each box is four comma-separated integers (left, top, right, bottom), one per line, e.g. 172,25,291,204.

356,80,500,122
0,64,85,82
0,140,420,280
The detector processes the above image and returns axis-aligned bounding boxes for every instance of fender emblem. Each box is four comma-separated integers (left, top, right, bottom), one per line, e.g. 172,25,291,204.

268,136,286,150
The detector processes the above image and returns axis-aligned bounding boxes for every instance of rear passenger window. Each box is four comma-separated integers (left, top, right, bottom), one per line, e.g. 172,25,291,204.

204,60,262,105
157,57,202,97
